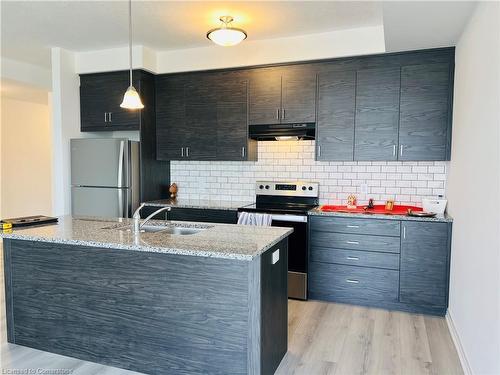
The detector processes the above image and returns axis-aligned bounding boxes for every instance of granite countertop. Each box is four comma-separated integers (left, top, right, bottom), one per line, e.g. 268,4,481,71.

144,198,254,211
308,207,453,223
0,216,293,261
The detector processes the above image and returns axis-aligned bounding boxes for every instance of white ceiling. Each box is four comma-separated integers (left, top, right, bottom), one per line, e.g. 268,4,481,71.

1,1,477,69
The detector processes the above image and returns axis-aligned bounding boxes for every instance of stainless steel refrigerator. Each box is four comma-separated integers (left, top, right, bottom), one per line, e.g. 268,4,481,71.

71,138,140,218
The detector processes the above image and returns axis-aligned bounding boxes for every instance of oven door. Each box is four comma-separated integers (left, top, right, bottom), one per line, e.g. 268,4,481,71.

270,214,308,300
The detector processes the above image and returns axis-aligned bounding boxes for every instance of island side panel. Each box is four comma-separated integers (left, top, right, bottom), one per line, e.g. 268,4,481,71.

2,240,15,343
259,239,289,375
7,239,250,375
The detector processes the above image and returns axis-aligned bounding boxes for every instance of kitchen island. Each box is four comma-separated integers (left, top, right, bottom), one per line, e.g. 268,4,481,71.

1,217,292,375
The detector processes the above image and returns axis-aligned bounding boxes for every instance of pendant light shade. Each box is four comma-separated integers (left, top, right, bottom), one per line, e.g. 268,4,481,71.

121,86,144,109
207,16,247,47
120,0,144,110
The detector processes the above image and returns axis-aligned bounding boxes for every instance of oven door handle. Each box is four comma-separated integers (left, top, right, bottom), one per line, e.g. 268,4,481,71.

270,214,307,223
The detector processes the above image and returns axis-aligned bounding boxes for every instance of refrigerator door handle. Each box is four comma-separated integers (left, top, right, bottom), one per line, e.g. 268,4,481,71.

117,141,125,188
118,188,124,218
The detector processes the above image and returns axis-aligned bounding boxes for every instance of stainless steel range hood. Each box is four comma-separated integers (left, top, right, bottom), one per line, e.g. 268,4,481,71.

249,123,315,141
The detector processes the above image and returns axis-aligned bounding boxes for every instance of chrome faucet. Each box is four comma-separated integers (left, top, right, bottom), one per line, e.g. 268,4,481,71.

132,203,171,233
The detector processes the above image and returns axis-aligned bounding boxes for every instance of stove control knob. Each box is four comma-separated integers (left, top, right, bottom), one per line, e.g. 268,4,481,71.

308,186,314,191
302,186,307,191
259,185,264,189
265,185,270,190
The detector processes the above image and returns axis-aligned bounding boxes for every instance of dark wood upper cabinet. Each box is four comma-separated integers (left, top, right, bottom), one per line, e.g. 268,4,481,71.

156,75,186,160
248,68,282,125
80,71,140,131
354,67,401,161
281,66,317,124
399,62,452,161
156,72,256,161
316,70,356,161
400,221,451,309
248,66,317,125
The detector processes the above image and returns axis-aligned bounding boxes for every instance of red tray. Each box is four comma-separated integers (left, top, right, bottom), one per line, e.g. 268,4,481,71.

320,204,422,216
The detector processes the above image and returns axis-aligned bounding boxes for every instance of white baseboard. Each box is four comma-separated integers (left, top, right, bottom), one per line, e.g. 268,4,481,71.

446,310,473,375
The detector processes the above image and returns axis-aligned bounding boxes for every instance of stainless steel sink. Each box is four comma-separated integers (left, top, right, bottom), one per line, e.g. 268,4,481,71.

111,224,207,235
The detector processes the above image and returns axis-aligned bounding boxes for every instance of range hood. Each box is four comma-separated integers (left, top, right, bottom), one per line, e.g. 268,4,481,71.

249,123,315,141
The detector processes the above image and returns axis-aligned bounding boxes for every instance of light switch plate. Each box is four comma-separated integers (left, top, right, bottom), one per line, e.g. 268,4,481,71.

272,249,280,264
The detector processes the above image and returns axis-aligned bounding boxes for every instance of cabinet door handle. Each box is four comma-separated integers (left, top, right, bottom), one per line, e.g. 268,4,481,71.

403,226,406,239
393,144,396,157
104,112,108,122
241,146,245,158
282,108,286,120
276,108,280,120
346,279,360,284
108,112,112,122
346,256,359,261
347,225,359,228
400,144,404,156
181,147,184,157
318,145,321,157
186,147,190,157
346,241,359,245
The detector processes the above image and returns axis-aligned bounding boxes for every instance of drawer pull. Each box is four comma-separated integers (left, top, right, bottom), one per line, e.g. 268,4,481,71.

346,241,359,245
346,256,359,260
347,225,359,228
346,279,360,284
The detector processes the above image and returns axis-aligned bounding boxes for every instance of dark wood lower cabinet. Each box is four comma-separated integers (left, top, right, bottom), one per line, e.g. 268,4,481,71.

3,238,288,375
309,216,452,316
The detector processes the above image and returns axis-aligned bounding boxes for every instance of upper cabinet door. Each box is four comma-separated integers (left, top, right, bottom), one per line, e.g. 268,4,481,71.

216,76,249,161
156,75,186,160
248,68,282,125
399,63,452,161
400,221,450,309
80,72,139,131
183,76,217,160
354,67,401,161
316,70,356,161
281,67,317,124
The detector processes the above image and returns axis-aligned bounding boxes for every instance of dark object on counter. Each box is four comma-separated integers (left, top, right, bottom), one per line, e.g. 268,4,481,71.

367,198,374,209
169,183,178,199
407,209,437,218
2,215,58,227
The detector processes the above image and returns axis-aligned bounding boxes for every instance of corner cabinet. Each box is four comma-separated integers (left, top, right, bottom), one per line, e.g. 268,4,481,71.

309,215,452,316
156,71,257,161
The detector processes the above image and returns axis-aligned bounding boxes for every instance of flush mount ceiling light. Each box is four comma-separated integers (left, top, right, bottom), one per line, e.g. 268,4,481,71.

120,0,144,110
207,16,247,47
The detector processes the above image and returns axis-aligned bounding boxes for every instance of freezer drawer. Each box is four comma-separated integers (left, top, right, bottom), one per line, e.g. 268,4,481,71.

71,138,131,188
72,187,131,218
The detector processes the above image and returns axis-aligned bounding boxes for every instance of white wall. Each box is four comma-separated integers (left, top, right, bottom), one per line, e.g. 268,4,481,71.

171,140,447,207
74,26,385,75
446,2,500,374
0,96,52,218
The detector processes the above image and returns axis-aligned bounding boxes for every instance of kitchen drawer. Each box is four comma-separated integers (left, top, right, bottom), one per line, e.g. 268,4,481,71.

310,247,400,270
310,216,400,237
311,232,401,253
309,262,399,303
168,208,238,224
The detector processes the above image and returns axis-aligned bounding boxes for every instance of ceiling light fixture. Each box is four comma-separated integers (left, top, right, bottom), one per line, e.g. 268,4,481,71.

120,0,144,110
207,16,247,47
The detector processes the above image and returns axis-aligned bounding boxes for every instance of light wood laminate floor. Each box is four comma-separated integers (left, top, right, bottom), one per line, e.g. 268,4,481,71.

1,245,463,375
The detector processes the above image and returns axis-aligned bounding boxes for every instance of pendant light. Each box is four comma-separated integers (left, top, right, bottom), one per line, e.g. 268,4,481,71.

207,16,247,47
120,0,144,109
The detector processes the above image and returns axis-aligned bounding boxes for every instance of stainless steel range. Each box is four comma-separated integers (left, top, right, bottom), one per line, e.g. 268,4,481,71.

238,181,319,300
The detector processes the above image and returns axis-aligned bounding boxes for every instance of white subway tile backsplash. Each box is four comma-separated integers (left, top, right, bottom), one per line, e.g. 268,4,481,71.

170,140,448,206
